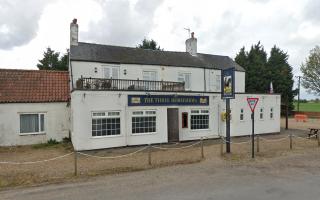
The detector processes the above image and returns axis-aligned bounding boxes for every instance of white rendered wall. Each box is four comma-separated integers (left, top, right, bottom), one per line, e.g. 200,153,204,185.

71,90,280,150
0,103,70,146
71,61,245,93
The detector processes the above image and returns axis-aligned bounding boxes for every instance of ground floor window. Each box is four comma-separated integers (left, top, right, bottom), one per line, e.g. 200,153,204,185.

20,113,45,134
92,111,120,137
191,109,209,130
132,110,156,134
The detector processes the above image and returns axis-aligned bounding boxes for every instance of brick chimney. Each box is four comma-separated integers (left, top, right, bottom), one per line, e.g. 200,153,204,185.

185,32,197,56
70,18,78,46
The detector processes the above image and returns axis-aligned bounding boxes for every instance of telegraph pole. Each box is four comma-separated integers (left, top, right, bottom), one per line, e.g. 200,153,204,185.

296,76,302,112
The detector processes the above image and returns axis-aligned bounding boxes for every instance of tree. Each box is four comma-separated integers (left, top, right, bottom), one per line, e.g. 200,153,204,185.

235,42,295,111
37,47,69,71
137,38,163,50
301,46,320,95
267,46,295,110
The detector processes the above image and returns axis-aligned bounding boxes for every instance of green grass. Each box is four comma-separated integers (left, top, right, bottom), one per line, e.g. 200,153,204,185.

294,102,320,112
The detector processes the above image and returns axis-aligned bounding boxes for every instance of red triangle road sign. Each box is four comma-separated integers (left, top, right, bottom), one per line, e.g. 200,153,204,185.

247,97,259,112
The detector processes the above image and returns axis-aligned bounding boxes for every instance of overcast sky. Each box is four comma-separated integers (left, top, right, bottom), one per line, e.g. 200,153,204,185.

0,0,319,99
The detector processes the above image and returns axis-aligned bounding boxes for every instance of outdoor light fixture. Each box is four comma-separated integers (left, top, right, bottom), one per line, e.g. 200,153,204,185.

94,67,98,73
123,69,127,75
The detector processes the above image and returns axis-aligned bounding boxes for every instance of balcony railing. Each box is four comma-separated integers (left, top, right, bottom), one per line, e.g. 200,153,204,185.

75,78,185,92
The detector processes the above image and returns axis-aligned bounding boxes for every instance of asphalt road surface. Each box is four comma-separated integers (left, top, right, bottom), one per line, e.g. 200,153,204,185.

2,151,320,200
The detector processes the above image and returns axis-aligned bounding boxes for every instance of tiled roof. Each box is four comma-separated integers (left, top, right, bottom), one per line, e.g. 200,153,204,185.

0,69,70,103
70,42,245,72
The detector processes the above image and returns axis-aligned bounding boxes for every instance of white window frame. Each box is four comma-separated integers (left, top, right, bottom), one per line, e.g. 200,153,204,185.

178,72,191,90
131,110,157,135
19,113,45,135
91,111,121,138
102,65,120,79
259,108,264,120
142,70,157,81
240,108,244,121
190,109,210,130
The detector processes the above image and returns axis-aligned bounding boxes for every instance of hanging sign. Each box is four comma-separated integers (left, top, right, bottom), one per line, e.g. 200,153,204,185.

221,68,235,99
247,97,259,112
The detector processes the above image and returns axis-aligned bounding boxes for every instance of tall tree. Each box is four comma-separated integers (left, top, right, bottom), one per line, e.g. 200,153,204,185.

301,46,320,95
267,46,295,109
137,38,163,50
235,43,295,111
37,47,68,71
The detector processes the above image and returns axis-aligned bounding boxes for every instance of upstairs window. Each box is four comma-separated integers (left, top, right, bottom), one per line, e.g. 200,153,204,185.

143,71,157,81
20,113,45,134
216,75,221,92
103,66,119,79
178,72,191,90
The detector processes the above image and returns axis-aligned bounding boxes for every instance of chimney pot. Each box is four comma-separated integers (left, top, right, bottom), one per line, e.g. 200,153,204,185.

191,32,194,38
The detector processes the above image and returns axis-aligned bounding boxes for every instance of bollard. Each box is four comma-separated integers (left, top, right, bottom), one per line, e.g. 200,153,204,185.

257,135,260,153
289,134,293,150
220,136,224,156
201,138,204,159
74,151,78,176
318,132,320,147
148,144,152,166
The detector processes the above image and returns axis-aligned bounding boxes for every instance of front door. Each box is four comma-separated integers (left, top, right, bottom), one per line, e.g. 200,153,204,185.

167,108,179,142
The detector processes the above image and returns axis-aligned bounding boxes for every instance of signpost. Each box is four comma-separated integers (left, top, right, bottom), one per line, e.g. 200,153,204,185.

247,97,259,158
221,68,235,153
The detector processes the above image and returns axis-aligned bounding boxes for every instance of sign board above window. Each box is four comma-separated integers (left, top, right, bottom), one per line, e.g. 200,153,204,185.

128,95,209,106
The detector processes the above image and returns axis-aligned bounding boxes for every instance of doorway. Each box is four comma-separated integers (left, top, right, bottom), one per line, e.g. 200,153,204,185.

167,108,179,142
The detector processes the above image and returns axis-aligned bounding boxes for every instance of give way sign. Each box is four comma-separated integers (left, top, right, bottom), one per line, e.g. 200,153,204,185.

247,97,259,112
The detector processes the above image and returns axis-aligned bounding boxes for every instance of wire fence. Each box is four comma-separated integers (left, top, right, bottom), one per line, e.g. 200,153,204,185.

0,132,319,178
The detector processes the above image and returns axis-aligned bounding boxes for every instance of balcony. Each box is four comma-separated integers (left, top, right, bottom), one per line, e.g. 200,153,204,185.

75,78,185,92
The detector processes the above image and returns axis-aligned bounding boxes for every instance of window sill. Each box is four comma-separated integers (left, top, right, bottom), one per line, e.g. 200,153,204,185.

131,132,157,136
19,132,46,136
91,134,122,139
190,129,210,132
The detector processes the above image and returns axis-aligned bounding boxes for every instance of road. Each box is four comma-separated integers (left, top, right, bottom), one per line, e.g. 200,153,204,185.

1,150,320,200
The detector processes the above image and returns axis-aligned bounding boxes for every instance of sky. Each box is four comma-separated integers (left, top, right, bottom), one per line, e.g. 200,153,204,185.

0,0,319,99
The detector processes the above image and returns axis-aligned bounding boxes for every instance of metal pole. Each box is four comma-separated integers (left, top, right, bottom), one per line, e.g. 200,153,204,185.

290,134,293,150
148,144,152,166
74,151,78,176
317,132,320,147
226,98,231,153
201,138,204,159
297,76,301,112
251,111,255,158
257,135,260,153
220,136,224,156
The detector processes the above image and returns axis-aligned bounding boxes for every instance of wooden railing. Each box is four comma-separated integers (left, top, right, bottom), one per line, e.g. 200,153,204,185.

75,78,185,91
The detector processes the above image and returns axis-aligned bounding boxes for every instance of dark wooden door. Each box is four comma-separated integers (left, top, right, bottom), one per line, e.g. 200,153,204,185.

167,108,179,142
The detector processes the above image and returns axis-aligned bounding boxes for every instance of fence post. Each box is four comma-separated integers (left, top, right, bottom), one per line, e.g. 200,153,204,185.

148,144,152,166
290,134,293,150
201,138,204,159
74,151,78,176
220,136,224,156
317,132,320,147
257,135,260,153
